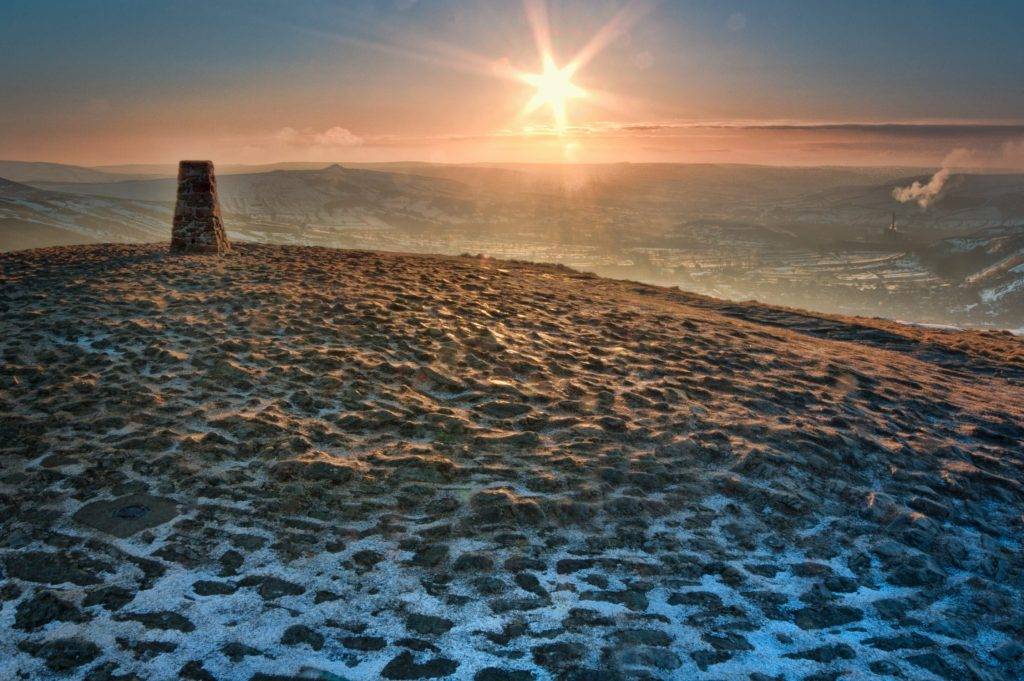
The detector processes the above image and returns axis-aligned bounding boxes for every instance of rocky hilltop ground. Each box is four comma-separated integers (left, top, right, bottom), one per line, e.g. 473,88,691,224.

1,243,1023,681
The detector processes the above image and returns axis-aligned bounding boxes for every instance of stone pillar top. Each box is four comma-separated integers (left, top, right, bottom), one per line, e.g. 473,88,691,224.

179,160,215,171
171,160,230,254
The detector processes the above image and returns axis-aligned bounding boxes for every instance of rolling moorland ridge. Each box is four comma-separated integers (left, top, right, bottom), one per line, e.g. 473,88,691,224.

1,242,1023,679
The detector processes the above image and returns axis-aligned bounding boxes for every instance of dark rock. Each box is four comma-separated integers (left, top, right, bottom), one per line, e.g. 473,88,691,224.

802,672,847,681
482,619,528,645
152,541,204,568
612,645,682,671
691,649,732,671
469,488,544,526
531,641,586,672
474,576,507,595
222,641,263,662
397,638,440,653
791,604,863,630
872,598,910,620
488,596,550,614
15,590,88,630
341,635,387,651
791,561,834,578
315,590,341,603
281,624,324,650
480,400,531,418
238,575,304,600
864,633,935,651
352,549,384,569
784,643,855,662
410,544,449,568
563,608,614,630
702,631,752,652
4,550,111,585
823,575,859,593
580,588,648,612
614,628,672,647
193,580,238,596
992,641,1024,663
270,457,355,484
218,549,244,577
745,563,781,577
118,638,178,661
83,660,144,681
504,556,546,572
20,637,100,672
230,534,268,551
83,585,134,611
453,551,495,572
474,668,535,681
868,660,904,676
667,590,723,609
180,660,217,680
556,558,596,574
908,496,949,519
905,652,959,680
116,610,196,632
381,650,458,679
0,581,23,601
407,613,454,636
514,572,549,598
887,563,945,589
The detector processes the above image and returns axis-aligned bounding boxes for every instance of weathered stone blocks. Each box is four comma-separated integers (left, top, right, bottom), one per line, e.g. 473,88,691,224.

171,160,230,254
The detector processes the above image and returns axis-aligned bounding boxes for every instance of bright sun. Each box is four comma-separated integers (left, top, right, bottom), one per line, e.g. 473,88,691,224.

519,55,587,130
490,0,647,135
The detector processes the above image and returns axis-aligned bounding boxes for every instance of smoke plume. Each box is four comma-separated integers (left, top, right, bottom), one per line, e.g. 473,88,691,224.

892,167,950,208
891,148,975,209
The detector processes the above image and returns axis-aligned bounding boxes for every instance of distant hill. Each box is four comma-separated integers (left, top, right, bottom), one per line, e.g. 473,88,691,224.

27,165,485,248
0,160,161,184
0,176,168,251
31,163,473,205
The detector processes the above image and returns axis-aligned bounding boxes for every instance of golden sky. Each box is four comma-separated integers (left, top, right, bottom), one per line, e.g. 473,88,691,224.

3,1,1024,168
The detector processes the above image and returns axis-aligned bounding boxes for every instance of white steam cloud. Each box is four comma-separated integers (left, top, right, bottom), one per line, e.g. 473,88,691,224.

892,167,951,208
892,148,972,209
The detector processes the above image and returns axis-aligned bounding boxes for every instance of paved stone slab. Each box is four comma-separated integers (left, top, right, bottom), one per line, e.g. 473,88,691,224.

72,494,179,538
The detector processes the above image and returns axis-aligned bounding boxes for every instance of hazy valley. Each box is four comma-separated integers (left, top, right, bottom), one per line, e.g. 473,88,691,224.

2,160,1023,330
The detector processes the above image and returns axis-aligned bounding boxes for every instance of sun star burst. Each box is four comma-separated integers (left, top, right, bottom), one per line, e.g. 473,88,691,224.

519,55,587,131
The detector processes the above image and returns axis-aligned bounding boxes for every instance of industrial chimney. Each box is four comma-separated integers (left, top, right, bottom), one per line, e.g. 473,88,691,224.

170,160,230,254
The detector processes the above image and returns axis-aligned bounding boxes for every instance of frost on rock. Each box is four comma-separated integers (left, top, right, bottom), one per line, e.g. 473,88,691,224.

1,243,1023,680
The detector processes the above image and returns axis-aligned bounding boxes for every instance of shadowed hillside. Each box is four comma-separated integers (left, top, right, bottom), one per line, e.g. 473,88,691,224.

1,243,1022,679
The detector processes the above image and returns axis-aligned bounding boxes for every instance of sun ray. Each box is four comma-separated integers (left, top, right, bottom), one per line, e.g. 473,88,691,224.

523,0,554,61
512,0,652,132
265,0,643,135
565,0,654,75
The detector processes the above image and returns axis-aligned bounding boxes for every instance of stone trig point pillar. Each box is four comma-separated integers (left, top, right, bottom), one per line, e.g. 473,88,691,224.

171,160,230,254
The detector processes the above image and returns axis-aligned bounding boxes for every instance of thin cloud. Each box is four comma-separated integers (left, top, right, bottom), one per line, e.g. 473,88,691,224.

611,121,1024,137
274,127,364,148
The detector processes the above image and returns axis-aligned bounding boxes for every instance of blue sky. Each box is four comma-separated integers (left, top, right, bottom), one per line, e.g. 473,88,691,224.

3,0,1023,165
